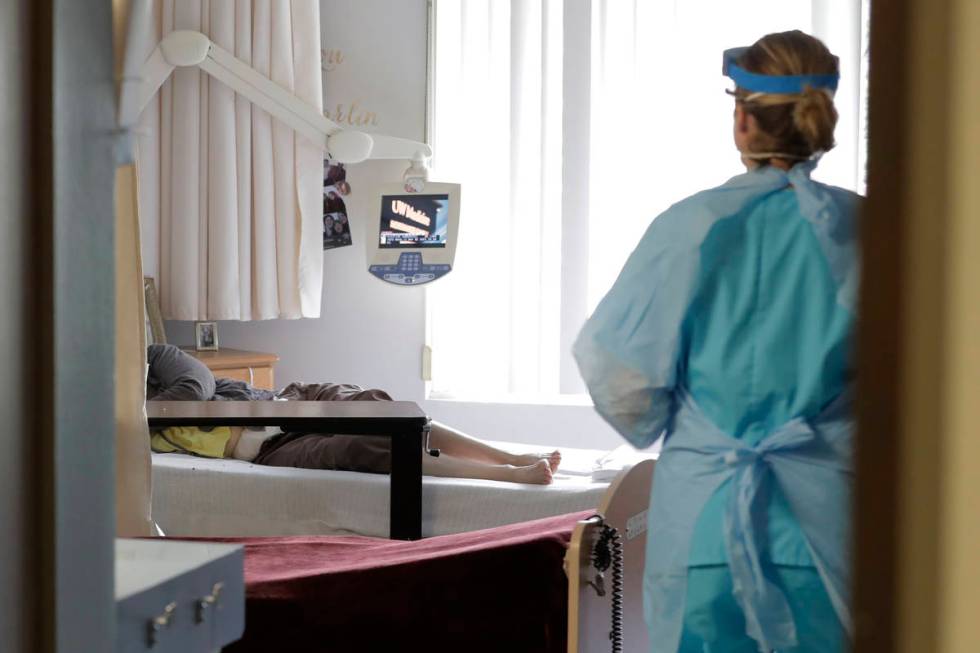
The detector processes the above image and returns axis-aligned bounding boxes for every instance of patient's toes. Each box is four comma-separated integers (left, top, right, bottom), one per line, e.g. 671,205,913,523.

512,450,562,473
547,450,562,472
514,459,553,485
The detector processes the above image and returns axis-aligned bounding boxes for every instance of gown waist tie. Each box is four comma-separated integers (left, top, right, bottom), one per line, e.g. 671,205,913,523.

723,420,818,650
646,391,854,653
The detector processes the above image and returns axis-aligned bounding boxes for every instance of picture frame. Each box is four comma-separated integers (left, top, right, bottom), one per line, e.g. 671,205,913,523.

195,321,219,351
143,277,167,345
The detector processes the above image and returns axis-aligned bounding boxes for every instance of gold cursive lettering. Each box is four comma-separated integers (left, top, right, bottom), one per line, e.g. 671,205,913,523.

321,48,345,72
325,100,381,128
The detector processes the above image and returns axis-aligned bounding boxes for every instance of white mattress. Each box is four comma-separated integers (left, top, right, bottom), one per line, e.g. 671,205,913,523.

152,441,623,538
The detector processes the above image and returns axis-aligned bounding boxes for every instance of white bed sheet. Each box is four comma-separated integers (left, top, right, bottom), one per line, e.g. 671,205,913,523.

152,441,622,538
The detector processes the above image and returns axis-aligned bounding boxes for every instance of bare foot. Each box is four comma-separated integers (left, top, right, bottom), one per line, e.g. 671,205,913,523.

511,450,562,473
510,459,554,485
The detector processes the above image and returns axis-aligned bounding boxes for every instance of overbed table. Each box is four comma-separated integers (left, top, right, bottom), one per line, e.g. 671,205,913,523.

147,401,430,540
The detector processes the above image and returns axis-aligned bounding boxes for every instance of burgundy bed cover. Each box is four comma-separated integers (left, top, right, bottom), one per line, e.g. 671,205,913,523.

198,510,593,652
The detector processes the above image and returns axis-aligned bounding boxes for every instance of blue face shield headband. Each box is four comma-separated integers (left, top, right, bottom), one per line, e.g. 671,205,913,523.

722,46,839,95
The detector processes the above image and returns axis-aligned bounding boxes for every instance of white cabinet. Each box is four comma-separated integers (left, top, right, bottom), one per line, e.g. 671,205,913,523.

116,539,245,652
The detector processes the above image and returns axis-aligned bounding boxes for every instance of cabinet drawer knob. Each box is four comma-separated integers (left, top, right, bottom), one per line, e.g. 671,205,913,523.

195,581,225,624
146,601,177,647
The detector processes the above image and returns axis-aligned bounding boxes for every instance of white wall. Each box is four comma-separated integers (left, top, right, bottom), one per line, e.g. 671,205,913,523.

165,159,428,402
165,156,624,450
161,0,625,451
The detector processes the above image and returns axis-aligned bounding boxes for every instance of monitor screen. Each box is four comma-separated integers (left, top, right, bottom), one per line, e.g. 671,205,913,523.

379,193,449,248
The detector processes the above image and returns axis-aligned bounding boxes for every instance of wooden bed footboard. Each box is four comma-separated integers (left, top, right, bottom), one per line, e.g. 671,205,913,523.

565,459,655,653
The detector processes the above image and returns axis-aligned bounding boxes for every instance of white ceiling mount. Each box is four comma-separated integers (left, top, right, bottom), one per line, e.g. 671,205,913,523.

160,30,210,66
327,130,375,164
124,30,432,164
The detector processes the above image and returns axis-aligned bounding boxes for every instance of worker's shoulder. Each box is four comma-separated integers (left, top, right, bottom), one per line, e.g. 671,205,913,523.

821,183,864,225
818,181,863,204
647,179,754,245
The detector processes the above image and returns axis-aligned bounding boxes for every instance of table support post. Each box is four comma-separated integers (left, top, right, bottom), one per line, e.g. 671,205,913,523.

389,426,424,540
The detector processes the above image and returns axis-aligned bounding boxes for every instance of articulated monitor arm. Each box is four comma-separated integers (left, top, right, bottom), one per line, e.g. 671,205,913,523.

130,30,432,165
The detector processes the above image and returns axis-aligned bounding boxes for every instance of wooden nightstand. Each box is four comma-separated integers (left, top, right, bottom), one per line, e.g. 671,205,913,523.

182,347,279,390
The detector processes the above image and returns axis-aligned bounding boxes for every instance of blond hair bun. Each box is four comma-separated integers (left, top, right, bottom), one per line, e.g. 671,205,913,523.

792,85,837,153
735,31,840,162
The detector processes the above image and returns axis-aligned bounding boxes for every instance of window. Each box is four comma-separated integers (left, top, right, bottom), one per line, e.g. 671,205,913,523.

427,0,869,400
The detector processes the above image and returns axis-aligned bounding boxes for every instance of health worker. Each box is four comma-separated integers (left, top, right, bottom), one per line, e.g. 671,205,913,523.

575,30,860,653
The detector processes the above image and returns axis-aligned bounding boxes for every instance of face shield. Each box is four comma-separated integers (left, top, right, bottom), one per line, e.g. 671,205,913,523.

722,47,840,96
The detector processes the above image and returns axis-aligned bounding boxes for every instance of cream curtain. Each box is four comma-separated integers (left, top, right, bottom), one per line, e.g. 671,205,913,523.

153,0,324,320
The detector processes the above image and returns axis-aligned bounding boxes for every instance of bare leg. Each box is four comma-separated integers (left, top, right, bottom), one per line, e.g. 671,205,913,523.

428,421,561,472
422,452,553,485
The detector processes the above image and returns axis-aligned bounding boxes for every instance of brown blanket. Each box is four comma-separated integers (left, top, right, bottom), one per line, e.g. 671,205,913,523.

254,382,397,474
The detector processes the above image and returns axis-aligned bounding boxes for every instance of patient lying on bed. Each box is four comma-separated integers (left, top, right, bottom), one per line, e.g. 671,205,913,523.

147,344,560,484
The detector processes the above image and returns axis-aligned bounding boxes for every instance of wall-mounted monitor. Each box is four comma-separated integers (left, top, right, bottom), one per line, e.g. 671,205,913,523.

367,182,460,286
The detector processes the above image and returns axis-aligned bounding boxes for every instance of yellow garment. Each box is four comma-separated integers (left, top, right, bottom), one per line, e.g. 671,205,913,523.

151,426,231,459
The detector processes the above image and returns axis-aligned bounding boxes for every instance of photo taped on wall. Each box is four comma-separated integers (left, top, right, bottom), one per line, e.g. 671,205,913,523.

323,158,353,250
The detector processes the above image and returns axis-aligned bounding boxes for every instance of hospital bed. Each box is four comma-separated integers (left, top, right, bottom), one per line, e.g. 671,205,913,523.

149,397,644,540
148,399,428,539
151,440,620,539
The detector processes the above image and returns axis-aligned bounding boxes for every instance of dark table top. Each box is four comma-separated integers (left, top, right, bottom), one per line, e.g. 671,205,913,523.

147,400,429,435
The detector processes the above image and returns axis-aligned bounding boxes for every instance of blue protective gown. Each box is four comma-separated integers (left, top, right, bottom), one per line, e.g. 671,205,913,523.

574,160,860,652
